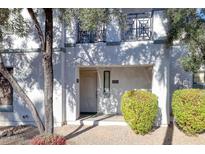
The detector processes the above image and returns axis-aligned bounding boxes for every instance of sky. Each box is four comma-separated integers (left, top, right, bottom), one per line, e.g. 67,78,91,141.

197,8,205,20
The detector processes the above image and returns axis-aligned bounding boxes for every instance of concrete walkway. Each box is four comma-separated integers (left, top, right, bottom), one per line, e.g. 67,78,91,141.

0,122,205,145
55,123,205,145
67,114,127,126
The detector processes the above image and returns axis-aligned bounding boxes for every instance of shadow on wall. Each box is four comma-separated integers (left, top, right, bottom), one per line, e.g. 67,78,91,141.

2,9,63,50
0,8,65,126
169,46,192,114
0,11,190,128
26,9,63,49
170,46,192,90
152,10,169,41
1,39,172,127
96,66,153,114
66,40,168,123
155,107,162,127
0,50,62,127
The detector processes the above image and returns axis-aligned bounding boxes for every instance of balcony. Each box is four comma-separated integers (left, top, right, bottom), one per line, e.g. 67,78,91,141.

76,12,153,44
77,27,106,44
122,13,153,41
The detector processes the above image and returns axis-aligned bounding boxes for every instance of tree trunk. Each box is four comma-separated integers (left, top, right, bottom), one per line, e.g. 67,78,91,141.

27,8,45,51
43,8,54,134
0,54,45,134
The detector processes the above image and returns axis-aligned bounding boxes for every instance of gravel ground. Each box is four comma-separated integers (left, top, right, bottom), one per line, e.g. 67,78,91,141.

0,123,205,145
55,123,205,145
0,125,39,145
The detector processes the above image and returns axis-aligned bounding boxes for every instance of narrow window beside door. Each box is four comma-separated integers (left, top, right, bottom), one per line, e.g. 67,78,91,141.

103,71,110,97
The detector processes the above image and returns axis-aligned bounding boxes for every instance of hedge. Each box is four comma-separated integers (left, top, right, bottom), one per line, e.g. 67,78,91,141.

172,89,205,135
121,90,158,135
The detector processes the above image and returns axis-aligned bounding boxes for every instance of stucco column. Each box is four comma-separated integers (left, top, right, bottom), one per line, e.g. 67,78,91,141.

66,17,78,45
152,47,170,126
106,14,121,43
65,63,79,121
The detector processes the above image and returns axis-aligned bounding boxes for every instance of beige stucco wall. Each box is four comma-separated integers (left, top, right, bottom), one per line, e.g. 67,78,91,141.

0,9,193,127
95,66,153,114
0,52,63,126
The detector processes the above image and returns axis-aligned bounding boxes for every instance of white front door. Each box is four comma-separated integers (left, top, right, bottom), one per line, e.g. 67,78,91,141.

80,70,97,113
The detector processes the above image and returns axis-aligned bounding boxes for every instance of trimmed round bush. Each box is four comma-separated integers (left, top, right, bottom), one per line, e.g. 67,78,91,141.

121,90,158,135
31,133,66,145
172,89,205,135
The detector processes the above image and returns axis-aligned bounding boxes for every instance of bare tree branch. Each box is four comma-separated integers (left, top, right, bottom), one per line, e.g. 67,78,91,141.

0,53,45,133
27,8,45,51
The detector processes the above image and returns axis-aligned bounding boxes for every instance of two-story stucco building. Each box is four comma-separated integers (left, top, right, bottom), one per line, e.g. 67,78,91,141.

0,8,196,127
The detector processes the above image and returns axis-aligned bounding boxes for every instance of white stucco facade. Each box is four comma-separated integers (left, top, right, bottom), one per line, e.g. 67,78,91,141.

0,9,193,127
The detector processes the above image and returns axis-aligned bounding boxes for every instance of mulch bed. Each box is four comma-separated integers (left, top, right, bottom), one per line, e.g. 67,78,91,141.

0,125,39,145
0,125,35,138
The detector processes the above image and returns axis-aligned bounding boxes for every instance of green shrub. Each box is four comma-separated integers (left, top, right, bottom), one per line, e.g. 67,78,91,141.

172,89,205,135
121,90,158,135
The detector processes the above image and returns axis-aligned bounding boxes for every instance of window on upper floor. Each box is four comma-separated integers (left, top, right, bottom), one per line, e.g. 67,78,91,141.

0,67,13,112
77,23,106,43
122,12,153,41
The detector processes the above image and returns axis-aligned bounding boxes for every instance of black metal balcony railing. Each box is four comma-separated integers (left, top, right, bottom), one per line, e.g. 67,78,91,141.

122,13,153,41
77,13,152,43
77,29,106,43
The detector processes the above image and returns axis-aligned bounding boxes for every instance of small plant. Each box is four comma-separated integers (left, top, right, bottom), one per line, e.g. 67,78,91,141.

121,90,158,135
172,89,205,135
31,133,66,145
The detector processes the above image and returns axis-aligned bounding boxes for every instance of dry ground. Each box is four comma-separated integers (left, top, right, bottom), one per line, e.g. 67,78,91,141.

0,123,205,145
54,123,205,145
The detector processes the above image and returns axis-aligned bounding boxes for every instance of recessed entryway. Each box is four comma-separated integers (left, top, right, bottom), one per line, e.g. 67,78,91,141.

78,65,153,117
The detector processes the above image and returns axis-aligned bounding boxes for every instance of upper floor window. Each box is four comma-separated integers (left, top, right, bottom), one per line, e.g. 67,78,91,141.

77,24,106,43
122,12,153,41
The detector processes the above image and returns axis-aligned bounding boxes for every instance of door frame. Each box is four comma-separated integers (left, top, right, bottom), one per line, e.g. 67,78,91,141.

79,69,98,114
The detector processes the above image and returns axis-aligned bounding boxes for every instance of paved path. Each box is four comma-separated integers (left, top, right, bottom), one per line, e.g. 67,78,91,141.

0,123,205,145
55,123,205,145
